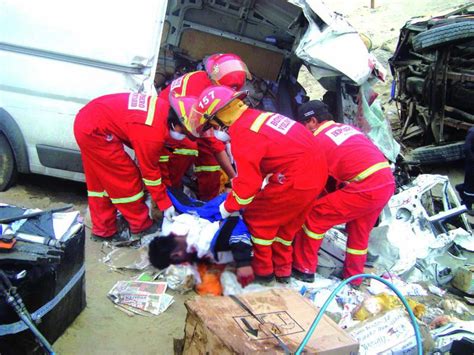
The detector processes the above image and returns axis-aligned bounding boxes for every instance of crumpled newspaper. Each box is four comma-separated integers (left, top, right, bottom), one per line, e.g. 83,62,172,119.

108,280,174,316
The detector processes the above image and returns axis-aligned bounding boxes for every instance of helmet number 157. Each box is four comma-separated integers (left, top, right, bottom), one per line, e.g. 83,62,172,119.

198,90,215,109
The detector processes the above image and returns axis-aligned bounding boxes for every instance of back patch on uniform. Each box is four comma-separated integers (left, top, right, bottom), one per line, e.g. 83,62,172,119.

265,114,295,135
128,93,148,111
325,125,361,145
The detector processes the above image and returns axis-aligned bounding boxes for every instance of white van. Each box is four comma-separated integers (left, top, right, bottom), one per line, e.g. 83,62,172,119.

0,0,381,191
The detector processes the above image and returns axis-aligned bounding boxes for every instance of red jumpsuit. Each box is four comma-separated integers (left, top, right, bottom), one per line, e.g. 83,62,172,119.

74,93,172,238
160,71,225,198
292,121,395,284
159,136,198,188
224,109,328,277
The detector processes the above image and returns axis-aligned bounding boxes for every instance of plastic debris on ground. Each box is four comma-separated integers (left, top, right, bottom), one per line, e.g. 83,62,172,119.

157,264,196,294
102,243,151,271
108,280,174,316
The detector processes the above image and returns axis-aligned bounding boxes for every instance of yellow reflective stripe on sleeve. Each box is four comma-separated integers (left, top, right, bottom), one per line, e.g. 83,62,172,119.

194,165,221,172
274,237,292,246
206,99,221,116
159,155,170,162
87,190,107,198
251,236,273,246
302,224,325,240
250,112,273,132
110,191,144,204
346,247,368,255
143,177,162,186
145,96,158,126
348,162,390,182
174,148,198,156
232,191,254,205
312,120,335,137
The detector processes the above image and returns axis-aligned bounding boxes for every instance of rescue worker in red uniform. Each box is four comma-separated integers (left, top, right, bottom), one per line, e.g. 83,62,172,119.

74,92,178,241
158,53,250,199
189,86,328,283
291,100,395,285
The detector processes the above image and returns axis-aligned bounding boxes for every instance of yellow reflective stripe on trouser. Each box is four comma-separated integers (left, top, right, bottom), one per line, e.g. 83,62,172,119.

251,236,273,246
143,178,162,186
159,155,170,162
232,191,254,205
348,162,391,182
174,148,198,156
110,191,144,204
194,165,221,172
312,120,336,137
346,247,368,255
145,96,158,126
87,190,108,197
250,112,273,132
274,237,292,246
251,236,292,246
302,224,324,240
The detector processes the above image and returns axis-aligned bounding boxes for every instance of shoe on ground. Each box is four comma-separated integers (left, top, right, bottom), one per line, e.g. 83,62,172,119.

130,222,160,240
90,232,130,243
254,273,275,284
275,276,291,284
292,268,315,283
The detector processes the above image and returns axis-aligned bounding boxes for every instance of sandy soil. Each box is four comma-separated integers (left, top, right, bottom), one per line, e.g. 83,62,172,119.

0,1,471,354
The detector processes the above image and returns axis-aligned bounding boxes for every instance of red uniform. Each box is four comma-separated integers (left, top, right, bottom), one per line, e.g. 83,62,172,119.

159,136,198,188
292,121,395,284
160,71,224,197
74,93,172,238
195,136,226,201
224,109,328,277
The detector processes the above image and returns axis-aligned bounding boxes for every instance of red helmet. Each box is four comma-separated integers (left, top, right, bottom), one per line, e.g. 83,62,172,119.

169,94,197,134
188,85,247,137
204,53,252,91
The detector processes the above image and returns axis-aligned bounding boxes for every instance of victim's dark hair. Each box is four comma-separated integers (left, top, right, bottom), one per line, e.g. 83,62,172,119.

148,236,177,269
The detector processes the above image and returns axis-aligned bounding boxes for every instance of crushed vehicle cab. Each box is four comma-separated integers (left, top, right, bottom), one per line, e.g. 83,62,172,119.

389,3,474,164
0,0,389,191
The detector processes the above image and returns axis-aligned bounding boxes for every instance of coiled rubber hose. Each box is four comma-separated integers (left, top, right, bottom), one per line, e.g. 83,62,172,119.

295,274,423,355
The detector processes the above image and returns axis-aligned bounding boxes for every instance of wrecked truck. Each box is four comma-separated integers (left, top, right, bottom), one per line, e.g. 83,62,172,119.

0,0,393,191
389,3,474,164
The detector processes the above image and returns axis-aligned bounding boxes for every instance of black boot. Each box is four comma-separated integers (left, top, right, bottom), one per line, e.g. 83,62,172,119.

292,268,315,283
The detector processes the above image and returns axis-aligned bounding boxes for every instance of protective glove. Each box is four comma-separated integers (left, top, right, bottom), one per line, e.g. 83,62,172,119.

163,206,178,221
236,265,255,287
219,202,231,219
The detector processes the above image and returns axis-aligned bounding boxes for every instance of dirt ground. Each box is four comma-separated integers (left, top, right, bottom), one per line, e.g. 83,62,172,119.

0,1,470,354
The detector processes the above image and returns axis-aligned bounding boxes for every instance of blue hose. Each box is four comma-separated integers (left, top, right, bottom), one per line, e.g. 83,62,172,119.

295,274,423,355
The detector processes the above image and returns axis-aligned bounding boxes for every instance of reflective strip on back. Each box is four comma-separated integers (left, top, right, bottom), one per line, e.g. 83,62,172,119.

145,96,158,126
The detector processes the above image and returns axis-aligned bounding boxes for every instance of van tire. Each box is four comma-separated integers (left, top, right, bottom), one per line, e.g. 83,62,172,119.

412,22,474,52
0,133,17,191
409,141,465,164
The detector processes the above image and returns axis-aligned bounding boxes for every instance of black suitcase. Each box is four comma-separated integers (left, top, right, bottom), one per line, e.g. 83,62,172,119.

0,226,86,354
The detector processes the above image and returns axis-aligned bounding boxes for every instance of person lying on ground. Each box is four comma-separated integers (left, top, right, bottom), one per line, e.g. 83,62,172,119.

148,191,254,287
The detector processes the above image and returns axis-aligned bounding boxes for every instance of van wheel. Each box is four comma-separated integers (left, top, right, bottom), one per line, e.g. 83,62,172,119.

0,133,17,191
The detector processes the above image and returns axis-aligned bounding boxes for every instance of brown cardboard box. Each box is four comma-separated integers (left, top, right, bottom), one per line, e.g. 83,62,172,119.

183,289,359,354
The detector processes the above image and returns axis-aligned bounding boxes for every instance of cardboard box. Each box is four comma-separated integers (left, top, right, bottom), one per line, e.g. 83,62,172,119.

183,289,358,354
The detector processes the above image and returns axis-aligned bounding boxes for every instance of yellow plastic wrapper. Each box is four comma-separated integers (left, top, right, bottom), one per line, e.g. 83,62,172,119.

354,293,426,321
